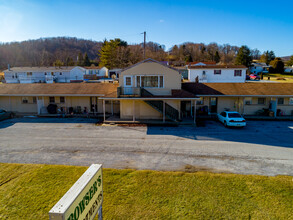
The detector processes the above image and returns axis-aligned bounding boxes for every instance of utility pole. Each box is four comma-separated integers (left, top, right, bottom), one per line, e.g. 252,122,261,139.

143,31,146,59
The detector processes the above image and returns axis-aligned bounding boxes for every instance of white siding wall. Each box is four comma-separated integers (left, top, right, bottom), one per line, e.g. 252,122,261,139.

97,67,108,77
188,68,246,83
70,67,85,81
4,67,85,83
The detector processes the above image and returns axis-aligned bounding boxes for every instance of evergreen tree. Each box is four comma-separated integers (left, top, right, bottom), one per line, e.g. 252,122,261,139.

99,39,120,69
77,52,84,66
214,51,220,63
83,53,91,66
53,59,63,67
260,50,275,65
235,45,252,67
270,57,284,73
65,57,75,66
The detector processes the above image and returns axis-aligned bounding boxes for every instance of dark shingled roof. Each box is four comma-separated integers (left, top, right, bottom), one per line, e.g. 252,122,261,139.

182,82,293,96
136,89,197,99
0,83,118,96
171,89,197,98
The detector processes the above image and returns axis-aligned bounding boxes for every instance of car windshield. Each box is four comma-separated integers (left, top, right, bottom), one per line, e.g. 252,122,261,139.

228,113,242,118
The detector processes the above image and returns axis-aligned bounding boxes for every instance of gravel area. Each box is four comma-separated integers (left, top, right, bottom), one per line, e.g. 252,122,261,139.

0,118,293,176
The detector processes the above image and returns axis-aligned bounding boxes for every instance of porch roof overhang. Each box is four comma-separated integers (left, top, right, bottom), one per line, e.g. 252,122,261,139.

100,97,200,100
0,94,105,97
196,95,293,97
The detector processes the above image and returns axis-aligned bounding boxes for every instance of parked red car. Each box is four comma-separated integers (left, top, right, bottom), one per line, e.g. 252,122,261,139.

249,74,260,80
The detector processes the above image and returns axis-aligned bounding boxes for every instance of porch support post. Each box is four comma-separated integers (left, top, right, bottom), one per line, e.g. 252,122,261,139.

103,99,106,122
42,96,45,114
178,101,181,120
65,97,67,114
191,100,193,117
242,97,245,115
194,100,197,124
9,96,11,111
274,98,277,117
163,100,165,123
133,100,135,122
111,101,114,115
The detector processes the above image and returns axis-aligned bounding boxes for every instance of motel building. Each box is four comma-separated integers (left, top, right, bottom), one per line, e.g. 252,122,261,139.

1,59,293,123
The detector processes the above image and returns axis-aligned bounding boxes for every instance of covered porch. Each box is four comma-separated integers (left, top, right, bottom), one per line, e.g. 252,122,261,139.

101,97,199,125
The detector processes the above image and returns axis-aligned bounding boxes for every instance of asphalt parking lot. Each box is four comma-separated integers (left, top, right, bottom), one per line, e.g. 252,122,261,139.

0,117,293,176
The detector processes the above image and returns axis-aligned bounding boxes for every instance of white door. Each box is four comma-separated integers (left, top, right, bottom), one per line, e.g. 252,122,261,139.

37,97,44,114
124,76,133,95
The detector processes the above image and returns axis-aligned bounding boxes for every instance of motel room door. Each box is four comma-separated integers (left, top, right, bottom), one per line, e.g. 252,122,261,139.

90,97,98,114
37,97,44,114
124,76,133,95
181,101,192,118
210,97,218,113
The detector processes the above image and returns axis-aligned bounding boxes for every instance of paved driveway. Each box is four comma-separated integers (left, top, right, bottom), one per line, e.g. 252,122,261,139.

0,118,293,176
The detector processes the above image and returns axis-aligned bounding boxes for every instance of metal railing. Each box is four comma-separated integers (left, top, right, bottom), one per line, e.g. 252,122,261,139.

165,102,179,121
144,100,179,121
117,87,141,97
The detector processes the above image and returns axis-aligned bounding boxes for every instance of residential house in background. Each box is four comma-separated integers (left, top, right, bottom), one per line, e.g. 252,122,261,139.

175,66,188,80
4,66,85,83
284,66,293,73
183,82,293,117
249,62,270,75
188,65,247,83
101,59,198,124
84,66,109,80
108,68,122,79
187,61,217,66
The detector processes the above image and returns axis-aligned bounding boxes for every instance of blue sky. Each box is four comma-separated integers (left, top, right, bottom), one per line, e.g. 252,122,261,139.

0,0,293,56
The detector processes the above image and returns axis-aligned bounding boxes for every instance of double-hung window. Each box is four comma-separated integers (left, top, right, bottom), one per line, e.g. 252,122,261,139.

258,98,266,105
60,97,65,103
245,97,252,105
234,70,242,76
22,97,37,104
214,70,221,75
136,75,164,88
49,97,55,103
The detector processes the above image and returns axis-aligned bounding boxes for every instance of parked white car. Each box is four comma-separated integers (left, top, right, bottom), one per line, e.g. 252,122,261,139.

217,111,246,127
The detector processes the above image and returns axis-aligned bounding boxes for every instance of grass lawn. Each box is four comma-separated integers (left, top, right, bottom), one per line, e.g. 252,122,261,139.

263,73,293,82
0,163,292,219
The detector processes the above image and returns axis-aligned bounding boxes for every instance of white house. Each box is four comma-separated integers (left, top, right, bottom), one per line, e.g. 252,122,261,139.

4,66,86,83
84,66,109,78
249,63,270,75
188,65,247,83
284,66,293,73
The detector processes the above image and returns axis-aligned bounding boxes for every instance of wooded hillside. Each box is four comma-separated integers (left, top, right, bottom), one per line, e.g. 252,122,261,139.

0,36,272,70
0,37,103,70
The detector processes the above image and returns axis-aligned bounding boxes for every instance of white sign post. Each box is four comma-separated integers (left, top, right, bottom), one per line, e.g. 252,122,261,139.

49,164,103,220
